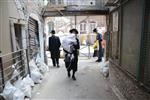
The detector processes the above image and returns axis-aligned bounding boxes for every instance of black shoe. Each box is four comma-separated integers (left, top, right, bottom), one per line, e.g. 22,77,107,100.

95,59,102,62
68,72,70,77
57,65,60,68
72,76,76,80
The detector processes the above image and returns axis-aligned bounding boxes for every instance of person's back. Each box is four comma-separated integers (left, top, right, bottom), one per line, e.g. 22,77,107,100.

49,35,60,52
48,30,61,67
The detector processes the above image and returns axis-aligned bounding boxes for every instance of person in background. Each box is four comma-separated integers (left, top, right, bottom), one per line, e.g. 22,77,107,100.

93,40,99,57
48,30,61,67
93,28,103,62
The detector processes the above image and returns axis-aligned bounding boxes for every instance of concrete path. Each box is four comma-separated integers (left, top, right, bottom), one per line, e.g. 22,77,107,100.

31,58,119,100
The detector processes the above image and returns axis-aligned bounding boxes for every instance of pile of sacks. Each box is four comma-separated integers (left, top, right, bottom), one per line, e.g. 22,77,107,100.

1,54,49,100
100,61,109,78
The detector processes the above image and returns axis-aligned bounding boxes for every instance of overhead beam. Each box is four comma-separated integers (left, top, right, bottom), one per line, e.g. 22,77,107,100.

43,10,109,17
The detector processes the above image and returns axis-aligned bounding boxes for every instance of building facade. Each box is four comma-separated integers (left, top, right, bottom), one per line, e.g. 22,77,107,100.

0,0,45,92
106,0,150,99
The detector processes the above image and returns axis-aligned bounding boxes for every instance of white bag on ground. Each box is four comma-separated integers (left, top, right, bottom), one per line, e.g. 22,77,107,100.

36,55,49,73
23,75,34,87
29,59,39,71
2,81,17,100
13,88,25,100
14,77,23,89
100,61,109,77
31,69,43,84
14,77,32,98
37,61,49,73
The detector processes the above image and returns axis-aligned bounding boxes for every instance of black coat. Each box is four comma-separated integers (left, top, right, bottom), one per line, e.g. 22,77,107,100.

65,38,80,72
48,35,61,58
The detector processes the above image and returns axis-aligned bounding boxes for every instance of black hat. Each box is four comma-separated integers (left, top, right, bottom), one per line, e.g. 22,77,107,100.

70,29,78,34
93,28,97,32
51,30,55,34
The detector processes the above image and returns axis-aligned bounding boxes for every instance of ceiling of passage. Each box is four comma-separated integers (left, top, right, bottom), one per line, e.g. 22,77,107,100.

42,0,109,17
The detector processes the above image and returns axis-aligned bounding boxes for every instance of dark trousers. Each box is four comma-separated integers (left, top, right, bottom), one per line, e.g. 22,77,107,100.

65,54,78,77
52,58,59,66
98,47,103,61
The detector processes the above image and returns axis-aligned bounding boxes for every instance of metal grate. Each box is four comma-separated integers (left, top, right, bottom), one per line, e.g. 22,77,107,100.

0,49,30,92
28,17,40,59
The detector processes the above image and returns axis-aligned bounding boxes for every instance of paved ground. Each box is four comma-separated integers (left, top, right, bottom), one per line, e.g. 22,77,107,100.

31,57,119,100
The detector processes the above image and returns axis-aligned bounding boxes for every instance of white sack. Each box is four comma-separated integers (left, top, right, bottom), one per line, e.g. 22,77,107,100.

31,70,43,84
13,89,25,100
23,75,34,87
2,81,17,100
100,61,109,77
36,55,49,73
29,59,39,71
62,34,77,53
14,77,32,98
14,77,23,89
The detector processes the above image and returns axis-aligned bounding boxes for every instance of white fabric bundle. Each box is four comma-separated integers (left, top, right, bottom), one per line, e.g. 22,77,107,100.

36,54,49,74
13,89,25,100
2,81,17,100
3,81,25,100
31,69,43,84
14,77,32,98
100,61,109,77
29,59,39,71
22,75,34,87
29,59,43,84
62,34,77,53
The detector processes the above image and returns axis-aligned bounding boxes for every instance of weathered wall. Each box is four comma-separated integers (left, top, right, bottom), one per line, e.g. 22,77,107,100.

121,0,143,76
0,0,12,55
108,0,150,99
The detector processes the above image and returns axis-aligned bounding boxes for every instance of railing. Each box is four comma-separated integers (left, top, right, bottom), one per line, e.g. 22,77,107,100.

0,49,30,92
79,44,92,58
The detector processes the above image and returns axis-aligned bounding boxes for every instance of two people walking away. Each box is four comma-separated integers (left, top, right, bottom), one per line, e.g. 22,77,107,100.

62,29,80,80
48,30,61,68
93,28,103,62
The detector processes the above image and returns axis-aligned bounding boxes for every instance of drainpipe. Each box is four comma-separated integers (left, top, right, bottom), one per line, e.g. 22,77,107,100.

137,0,146,81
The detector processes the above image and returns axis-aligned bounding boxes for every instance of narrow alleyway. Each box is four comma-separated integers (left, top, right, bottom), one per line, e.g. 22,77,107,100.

31,57,119,100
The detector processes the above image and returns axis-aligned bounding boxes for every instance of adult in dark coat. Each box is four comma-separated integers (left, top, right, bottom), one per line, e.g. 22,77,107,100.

64,29,80,80
93,28,103,62
49,30,61,67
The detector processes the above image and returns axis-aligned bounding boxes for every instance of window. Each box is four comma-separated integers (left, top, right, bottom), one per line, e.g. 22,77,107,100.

90,22,96,33
80,22,86,33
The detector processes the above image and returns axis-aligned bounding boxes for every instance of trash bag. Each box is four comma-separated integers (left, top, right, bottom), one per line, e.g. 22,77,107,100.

14,77,23,89
2,81,17,100
100,61,109,77
35,53,41,64
29,59,39,72
22,75,34,87
14,77,32,98
21,85,32,98
13,89,25,100
31,69,43,84
36,55,49,73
